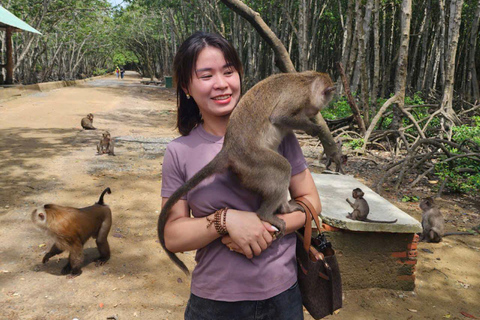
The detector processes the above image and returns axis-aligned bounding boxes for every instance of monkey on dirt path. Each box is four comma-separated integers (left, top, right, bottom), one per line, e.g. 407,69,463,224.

31,188,112,278
419,197,475,243
81,113,96,130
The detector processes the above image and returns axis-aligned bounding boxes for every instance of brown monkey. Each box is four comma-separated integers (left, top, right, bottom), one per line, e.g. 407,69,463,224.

419,197,475,242
97,131,115,156
346,188,398,223
325,140,348,173
81,113,96,130
158,71,336,275
31,188,112,278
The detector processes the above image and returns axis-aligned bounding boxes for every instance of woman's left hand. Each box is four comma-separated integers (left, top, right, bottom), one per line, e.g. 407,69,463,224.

221,221,276,256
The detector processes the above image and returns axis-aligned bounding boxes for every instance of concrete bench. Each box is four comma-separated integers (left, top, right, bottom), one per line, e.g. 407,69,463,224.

311,172,422,291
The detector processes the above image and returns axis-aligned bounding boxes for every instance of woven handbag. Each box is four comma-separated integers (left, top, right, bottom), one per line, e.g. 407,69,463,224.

295,197,342,319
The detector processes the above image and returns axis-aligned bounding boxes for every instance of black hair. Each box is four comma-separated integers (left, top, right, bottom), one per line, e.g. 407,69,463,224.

173,32,243,136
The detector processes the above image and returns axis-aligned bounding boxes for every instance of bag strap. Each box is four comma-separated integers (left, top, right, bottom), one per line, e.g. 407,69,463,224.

295,196,322,252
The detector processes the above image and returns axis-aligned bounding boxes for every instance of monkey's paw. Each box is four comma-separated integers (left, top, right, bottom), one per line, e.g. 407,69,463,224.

94,257,110,267
61,264,72,275
66,270,82,279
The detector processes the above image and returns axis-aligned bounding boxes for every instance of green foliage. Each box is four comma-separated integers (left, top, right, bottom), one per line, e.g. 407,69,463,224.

346,139,364,150
321,96,354,120
401,195,419,202
112,51,139,68
93,68,108,76
434,118,480,194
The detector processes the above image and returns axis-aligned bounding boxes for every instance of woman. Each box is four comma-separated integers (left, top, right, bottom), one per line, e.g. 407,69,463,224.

161,31,321,320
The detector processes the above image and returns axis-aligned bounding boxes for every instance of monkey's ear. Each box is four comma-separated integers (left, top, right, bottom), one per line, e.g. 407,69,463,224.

323,86,336,96
310,78,336,108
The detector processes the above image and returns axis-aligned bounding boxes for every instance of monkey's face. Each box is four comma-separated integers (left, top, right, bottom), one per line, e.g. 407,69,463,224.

352,188,364,199
186,47,241,119
87,114,94,120
31,207,47,228
419,198,433,212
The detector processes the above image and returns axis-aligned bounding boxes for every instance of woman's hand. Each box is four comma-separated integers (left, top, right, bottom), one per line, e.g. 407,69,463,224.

223,210,277,259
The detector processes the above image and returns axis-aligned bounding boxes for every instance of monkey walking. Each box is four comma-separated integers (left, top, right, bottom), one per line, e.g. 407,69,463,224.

158,71,336,275
81,113,96,130
97,131,115,156
325,140,348,173
346,188,398,223
31,188,112,278
419,197,475,243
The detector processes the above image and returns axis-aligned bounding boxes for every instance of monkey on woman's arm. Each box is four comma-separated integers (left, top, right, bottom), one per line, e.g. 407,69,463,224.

158,71,336,275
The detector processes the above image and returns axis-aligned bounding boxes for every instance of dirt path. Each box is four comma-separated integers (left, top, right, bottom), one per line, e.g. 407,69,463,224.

0,73,479,320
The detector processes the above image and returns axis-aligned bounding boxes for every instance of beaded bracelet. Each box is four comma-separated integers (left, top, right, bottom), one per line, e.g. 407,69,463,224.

206,208,228,236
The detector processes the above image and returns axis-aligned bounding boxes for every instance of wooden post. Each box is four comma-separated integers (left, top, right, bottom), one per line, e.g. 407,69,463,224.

6,26,13,84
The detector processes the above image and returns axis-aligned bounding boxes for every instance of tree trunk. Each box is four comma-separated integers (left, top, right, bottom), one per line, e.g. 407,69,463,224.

220,0,296,73
371,0,381,106
439,0,464,127
466,0,480,101
363,0,412,152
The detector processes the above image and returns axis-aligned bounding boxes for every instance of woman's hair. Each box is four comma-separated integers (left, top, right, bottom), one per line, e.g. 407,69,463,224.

173,32,243,136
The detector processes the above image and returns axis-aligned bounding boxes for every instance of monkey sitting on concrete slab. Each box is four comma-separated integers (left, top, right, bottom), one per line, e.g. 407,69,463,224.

419,197,475,243
158,71,336,275
346,188,398,223
31,188,112,278
97,131,115,156
81,113,96,130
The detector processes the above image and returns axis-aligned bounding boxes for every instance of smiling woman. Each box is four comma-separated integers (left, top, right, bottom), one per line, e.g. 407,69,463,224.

159,31,319,320
183,47,241,133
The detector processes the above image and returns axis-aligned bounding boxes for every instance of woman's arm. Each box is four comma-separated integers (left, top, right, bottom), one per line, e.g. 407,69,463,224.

162,197,276,258
162,198,220,253
221,168,321,254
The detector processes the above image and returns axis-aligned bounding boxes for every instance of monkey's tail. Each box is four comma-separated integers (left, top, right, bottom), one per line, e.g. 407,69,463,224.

444,231,476,236
365,218,398,224
97,188,112,205
158,151,229,275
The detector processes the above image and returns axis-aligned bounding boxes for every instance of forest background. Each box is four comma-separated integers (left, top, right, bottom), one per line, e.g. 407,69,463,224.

1,0,479,197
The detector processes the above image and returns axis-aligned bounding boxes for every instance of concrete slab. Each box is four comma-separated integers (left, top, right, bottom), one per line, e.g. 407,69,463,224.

312,172,422,233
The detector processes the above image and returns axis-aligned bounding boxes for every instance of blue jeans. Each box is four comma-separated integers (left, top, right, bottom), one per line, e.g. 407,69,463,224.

184,282,304,320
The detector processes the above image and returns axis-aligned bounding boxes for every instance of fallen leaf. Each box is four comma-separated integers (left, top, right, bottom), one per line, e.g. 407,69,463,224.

444,314,451,318
460,311,477,319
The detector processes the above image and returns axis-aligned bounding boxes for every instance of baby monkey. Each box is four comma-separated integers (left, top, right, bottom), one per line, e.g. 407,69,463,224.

81,113,96,130
346,188,397,223
97,131,115,156
31,188,112,278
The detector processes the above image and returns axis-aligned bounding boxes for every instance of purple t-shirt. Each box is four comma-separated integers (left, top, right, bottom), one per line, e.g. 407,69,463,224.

161,124,308,301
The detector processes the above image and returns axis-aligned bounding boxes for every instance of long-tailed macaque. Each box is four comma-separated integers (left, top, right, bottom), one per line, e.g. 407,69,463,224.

31,188,112,278
158,71,336,275
419,197,475,242
325,140,347,173
97,131,115,156
81,113,96,130
419,197,445,242
346,188,398,223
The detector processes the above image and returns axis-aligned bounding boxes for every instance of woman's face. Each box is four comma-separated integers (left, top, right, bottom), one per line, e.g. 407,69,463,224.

186,46,241,120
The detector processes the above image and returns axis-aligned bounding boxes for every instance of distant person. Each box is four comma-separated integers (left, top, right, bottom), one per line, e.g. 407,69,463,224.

115,66,120,78
120,67,125,79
